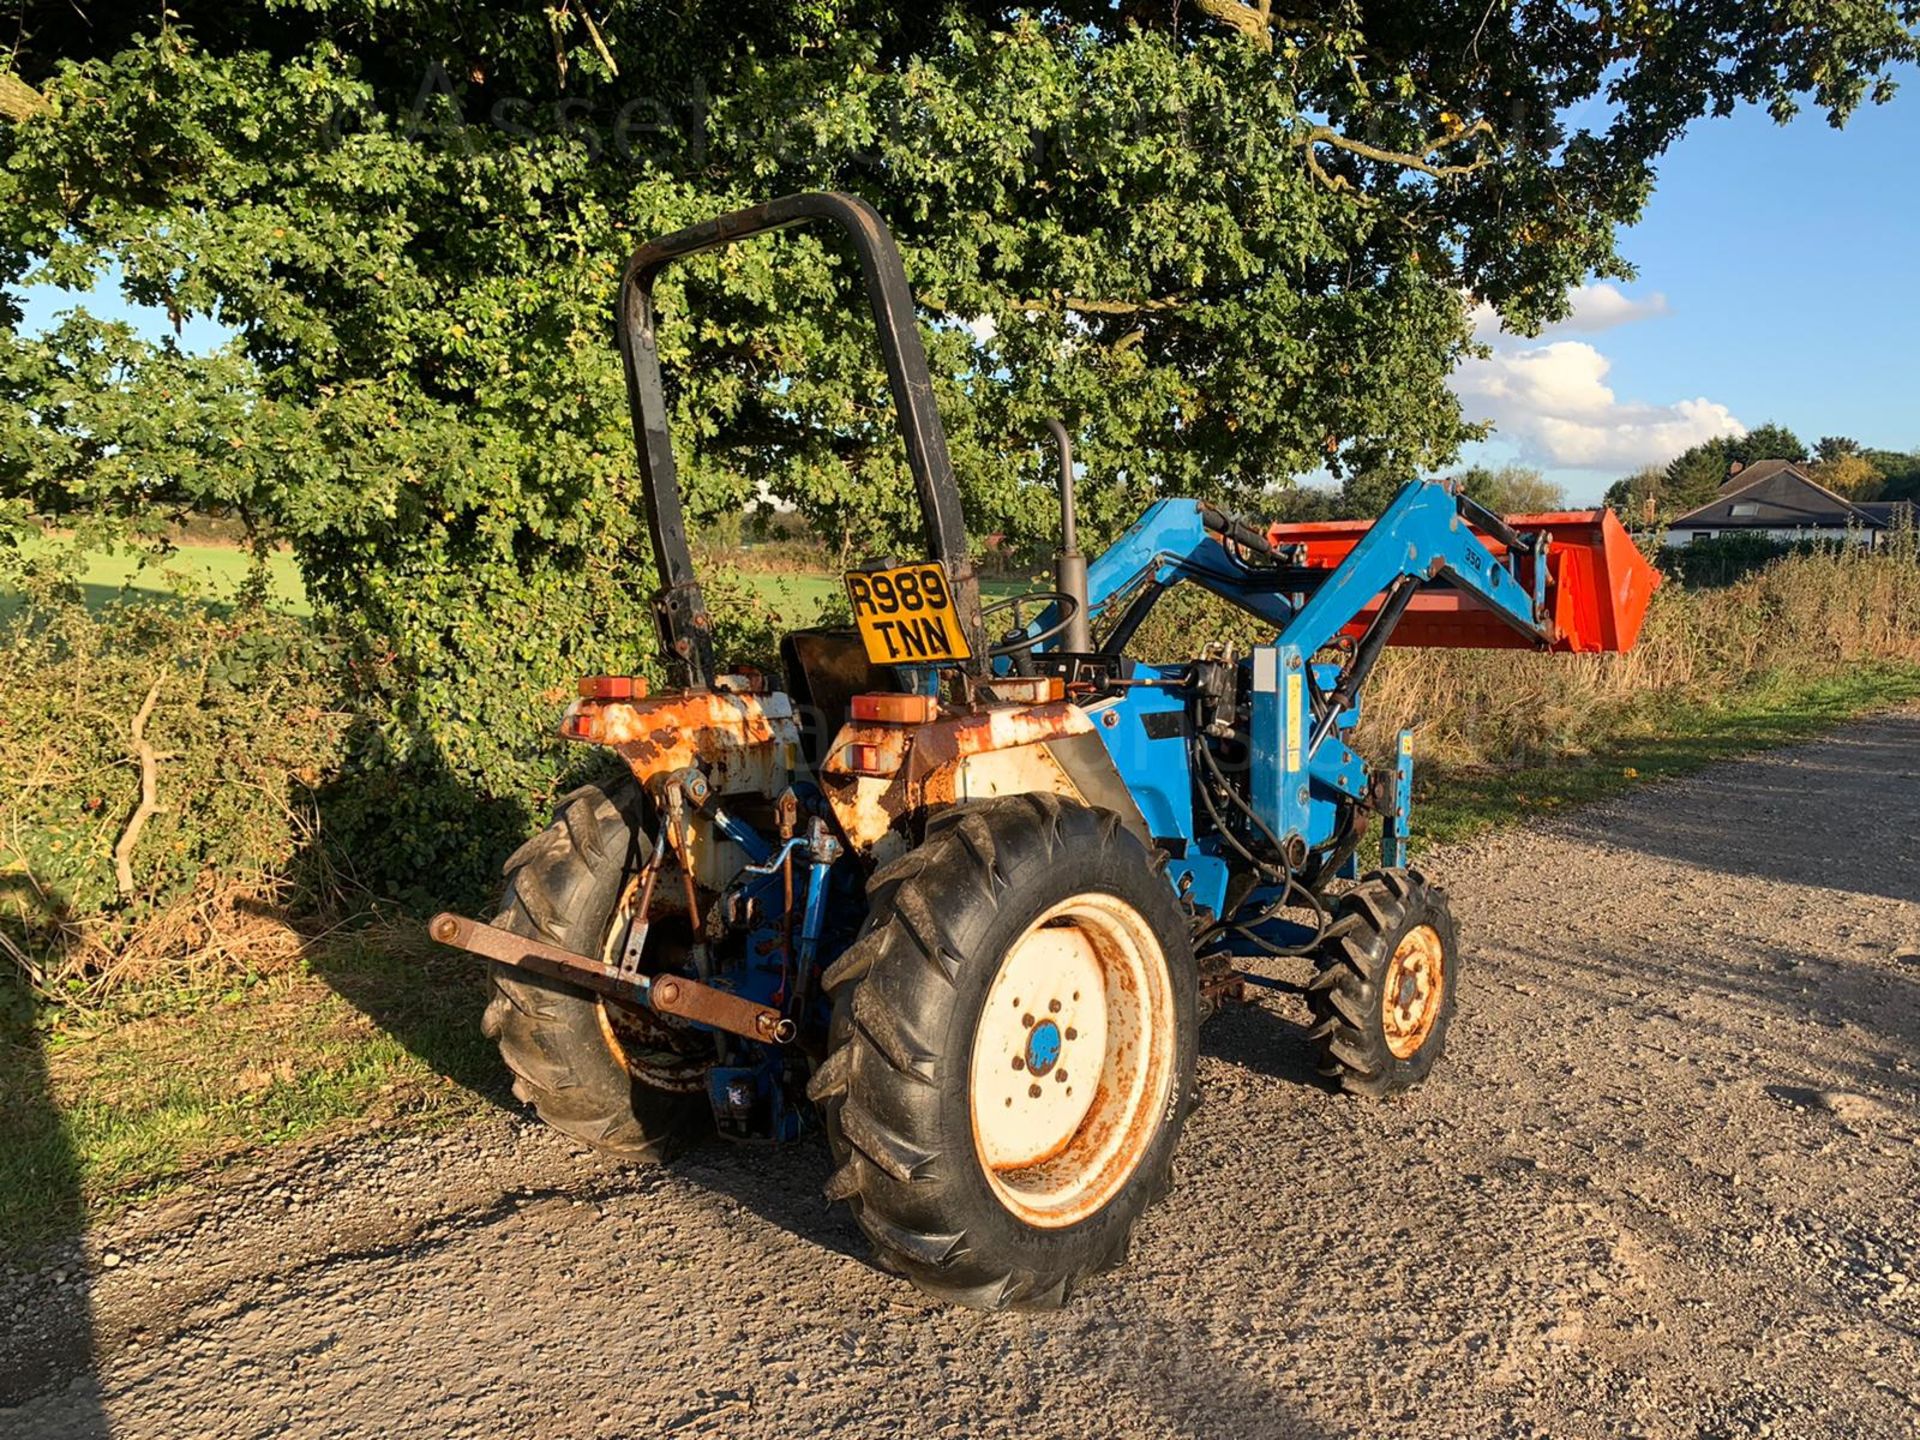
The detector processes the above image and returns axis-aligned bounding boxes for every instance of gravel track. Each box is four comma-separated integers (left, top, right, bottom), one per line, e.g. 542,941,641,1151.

5,712,1918,1439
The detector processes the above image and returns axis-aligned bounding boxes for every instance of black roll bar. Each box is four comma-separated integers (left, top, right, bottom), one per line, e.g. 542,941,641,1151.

616,191,987,684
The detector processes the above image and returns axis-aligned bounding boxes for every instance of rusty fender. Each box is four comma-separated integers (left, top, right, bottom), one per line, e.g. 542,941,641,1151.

560,685,802,793
817,701,1106,856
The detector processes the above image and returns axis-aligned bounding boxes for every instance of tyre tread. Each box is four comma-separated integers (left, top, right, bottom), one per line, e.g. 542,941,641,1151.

485,779,703,1162
1303,868,1458,1101
815,796,1198,1311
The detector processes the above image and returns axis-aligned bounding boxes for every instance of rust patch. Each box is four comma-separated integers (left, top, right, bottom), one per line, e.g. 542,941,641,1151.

559,687,802,792
1382,923,1447,1059
650,974,795,1044
818,702,1096,854
1198,948,1246,1017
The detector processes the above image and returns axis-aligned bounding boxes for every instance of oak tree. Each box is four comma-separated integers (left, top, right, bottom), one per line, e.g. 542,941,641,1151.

2,2,1913,889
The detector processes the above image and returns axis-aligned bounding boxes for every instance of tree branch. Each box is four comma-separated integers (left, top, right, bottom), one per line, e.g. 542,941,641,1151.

579,6,620,77
1301,118,1498,187
0,72,48,124
1189,0,1276,51
1185,1,1322,50
113,679,168,898
1012,296,1186,315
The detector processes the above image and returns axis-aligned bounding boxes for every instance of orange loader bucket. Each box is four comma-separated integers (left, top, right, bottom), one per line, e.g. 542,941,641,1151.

1265,508,1661,654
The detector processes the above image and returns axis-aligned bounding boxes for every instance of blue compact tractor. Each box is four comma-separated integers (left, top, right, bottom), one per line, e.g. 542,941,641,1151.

431,193,1658,1310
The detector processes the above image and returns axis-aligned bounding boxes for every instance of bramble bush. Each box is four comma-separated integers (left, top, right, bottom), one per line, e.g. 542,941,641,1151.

0,580,349,997
0,548,811,1001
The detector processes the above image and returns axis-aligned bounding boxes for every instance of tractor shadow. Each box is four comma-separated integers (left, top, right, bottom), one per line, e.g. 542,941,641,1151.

295,718,607,1116
1083,1300,1346,1440
0,877,110,1436
1556,710,1920,906
657,988,1341,1277
1200,974,1339,1094
673,969,1342,1268
672,1136,872,1264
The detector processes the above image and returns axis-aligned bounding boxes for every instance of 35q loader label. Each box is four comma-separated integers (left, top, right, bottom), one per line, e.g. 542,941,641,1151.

845,561,973,664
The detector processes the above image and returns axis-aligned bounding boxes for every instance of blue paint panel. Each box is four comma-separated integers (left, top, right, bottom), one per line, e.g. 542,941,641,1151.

1381,728,1414,870
1248,643,1310,847
1166,854,1230,920
1088,674,1196,845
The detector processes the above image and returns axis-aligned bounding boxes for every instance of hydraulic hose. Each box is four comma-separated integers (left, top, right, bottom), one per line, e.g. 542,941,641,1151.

1185,699,1330,958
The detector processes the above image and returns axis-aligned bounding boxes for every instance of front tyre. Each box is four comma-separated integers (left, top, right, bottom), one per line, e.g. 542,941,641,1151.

809,795,1198,1310
1306,868,1458,1098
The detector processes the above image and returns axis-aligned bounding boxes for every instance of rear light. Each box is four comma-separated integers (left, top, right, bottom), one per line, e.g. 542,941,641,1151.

850,692,940,724
843,742,893,776
560,708,604,742
578,675,648,701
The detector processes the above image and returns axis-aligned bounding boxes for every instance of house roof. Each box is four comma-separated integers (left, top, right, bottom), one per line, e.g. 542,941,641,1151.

1669,461,1882,530
1856,500,1915,528
1715,458,1797,490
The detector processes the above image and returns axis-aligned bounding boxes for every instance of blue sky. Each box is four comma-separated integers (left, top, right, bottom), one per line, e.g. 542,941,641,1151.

13,69,1919,507
1457,69,1920,501
13,271,232,354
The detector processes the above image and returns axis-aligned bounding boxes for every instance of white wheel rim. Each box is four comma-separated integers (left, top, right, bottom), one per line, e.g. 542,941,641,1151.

968,893,1176,1229
1382,923,1446,1060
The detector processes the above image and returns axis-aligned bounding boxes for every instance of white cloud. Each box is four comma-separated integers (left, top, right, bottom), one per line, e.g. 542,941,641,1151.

1547,282,1671,334
1467,282,1671,345
1453,286,1739,471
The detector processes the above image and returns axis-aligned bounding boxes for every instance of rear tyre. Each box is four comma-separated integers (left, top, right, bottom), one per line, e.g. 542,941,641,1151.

1305,868,1458,1098
480,780,708,1160
809,794,1198,1310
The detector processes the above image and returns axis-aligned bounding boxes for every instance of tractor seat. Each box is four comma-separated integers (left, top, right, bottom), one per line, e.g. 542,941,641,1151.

780,628,903,769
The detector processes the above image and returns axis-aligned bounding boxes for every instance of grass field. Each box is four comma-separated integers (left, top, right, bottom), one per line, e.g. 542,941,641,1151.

2,538,312,615
7,658,1919,1251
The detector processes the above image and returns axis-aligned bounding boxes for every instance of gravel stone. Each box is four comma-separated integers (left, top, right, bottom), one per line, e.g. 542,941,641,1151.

2,711,1917,1438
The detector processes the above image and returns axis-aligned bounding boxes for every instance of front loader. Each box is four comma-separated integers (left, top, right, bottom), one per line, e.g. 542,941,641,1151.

430,192,1659,1310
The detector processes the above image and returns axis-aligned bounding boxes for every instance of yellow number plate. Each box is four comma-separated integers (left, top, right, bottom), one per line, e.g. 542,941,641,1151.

844,562,973,665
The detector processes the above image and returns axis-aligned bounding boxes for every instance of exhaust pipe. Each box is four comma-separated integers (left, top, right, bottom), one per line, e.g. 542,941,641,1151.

1044,418,1094,652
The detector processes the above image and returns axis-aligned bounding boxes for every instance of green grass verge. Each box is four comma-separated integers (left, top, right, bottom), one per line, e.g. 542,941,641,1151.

1412,661,1920,848
5,662,1917,1258
2,538,311,616
0,933,496,1254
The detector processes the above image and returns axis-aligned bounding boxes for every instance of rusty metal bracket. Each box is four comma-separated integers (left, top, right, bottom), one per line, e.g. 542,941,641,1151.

428,913,793,1044
649,974,794,1044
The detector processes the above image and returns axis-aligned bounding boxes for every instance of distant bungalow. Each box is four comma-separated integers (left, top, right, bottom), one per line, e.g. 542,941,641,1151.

1664,459,1912,548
